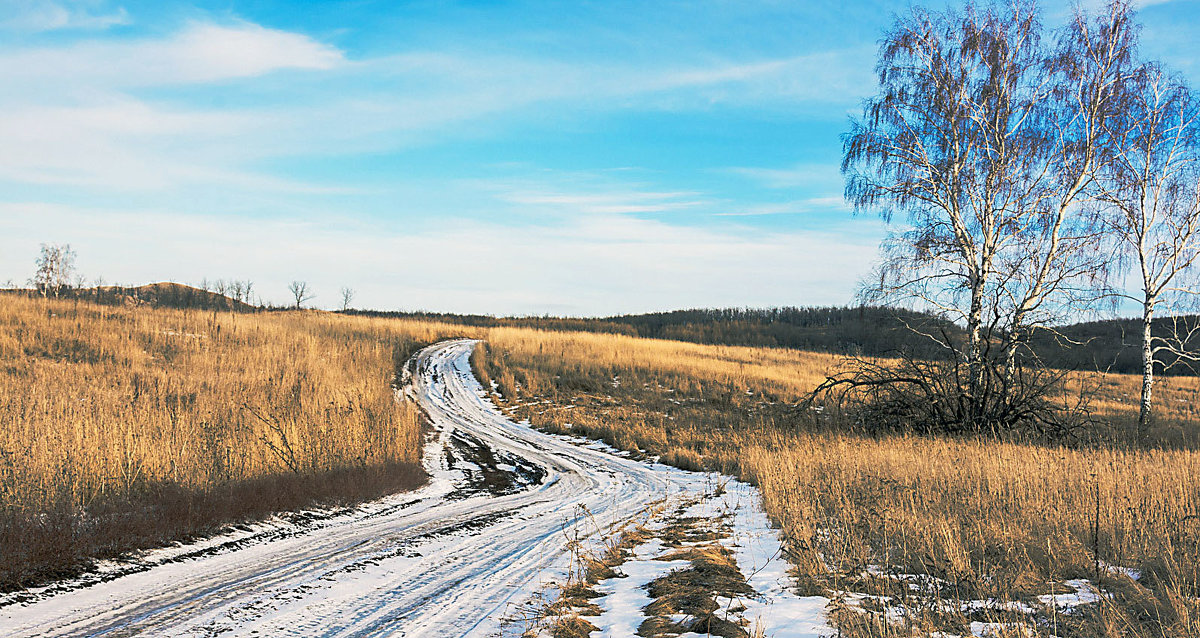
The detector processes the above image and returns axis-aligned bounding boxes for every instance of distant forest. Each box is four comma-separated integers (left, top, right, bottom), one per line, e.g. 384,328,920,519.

353,306,1200,377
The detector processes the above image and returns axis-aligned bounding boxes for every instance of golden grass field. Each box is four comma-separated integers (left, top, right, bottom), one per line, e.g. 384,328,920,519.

0,294,478,588
474,328,1200,637
4,295,1200,636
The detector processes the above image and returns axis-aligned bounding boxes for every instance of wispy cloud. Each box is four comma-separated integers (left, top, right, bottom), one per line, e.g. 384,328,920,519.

0,18,872,197
501,190,707,215
0,20,352,192
1,1,129,33
715,196,850,217
0,97,356,192
0,21,344,88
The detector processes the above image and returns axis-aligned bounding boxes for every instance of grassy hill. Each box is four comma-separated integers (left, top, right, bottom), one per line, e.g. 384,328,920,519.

2,282,256,312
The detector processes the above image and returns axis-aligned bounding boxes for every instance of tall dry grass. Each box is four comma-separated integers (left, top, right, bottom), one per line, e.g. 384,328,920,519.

0,295,476,589
475,327,1200,637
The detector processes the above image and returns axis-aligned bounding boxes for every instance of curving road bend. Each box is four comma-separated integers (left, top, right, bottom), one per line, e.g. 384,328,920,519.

1,339,721,637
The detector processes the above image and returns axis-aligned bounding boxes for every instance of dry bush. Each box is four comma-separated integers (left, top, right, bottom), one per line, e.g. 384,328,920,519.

476,327,1200,637
0,295,476,589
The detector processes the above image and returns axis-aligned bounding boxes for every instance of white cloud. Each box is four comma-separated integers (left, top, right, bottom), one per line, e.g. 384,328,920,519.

641,48,876,105
0,98,355,192
0,20,350,192
0,202,881,315
163,22,344,82
0,21,344,88
1,1,129,32
0,17,871,196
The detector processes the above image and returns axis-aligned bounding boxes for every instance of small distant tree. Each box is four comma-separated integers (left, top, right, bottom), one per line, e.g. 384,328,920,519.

340,286,356,312
229,280,254,306
288,280,314,310
230,280,246,305
31,243,78,298
88,276,106,302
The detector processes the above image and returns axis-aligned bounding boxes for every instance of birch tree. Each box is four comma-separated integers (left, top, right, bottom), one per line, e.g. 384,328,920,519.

1095,65,1200,437
839,0,1135,432
994,1,1136,373
32,243,77,298
844,3,1043,377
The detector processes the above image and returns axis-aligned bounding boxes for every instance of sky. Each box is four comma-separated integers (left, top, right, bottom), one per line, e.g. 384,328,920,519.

1,0,1198,315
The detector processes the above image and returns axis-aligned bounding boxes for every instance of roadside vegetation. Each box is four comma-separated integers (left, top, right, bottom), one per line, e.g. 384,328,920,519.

473,328,1200,637
0,293,473,591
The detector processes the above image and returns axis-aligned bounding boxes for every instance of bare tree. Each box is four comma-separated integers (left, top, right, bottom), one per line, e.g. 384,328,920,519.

31,243,78,298
288,280,314,310
995,1,1137,373
228,280,254,306
839,0,1135,432
1095,64,1200,436
339,286,356,312
231,280,246,305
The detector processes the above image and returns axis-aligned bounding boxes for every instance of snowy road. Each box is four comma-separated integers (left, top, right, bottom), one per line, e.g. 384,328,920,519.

2,339,825,637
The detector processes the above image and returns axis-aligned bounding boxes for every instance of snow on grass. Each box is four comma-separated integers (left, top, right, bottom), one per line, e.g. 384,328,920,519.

590,538,691,637
1037,578,1100,611
694,480,834,638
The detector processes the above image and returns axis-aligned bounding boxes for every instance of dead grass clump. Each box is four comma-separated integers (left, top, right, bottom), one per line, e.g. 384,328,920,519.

641,544,756,637
657,515,725,547
658,447,707,472
549,615,600,638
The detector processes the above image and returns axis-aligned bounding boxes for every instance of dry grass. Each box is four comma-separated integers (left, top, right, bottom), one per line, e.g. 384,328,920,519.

0,294,477,589
475,327,1200,637
479,326,839,398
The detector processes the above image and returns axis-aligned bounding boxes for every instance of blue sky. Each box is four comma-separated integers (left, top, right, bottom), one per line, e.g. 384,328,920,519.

1,0,1197,315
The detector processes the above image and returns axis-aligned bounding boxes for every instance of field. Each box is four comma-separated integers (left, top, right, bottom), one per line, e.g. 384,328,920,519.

473,328,1200,637
5,296,1200,636
0,294,477,590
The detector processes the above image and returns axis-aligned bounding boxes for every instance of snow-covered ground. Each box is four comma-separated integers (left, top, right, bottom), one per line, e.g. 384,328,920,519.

2,339,828,637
